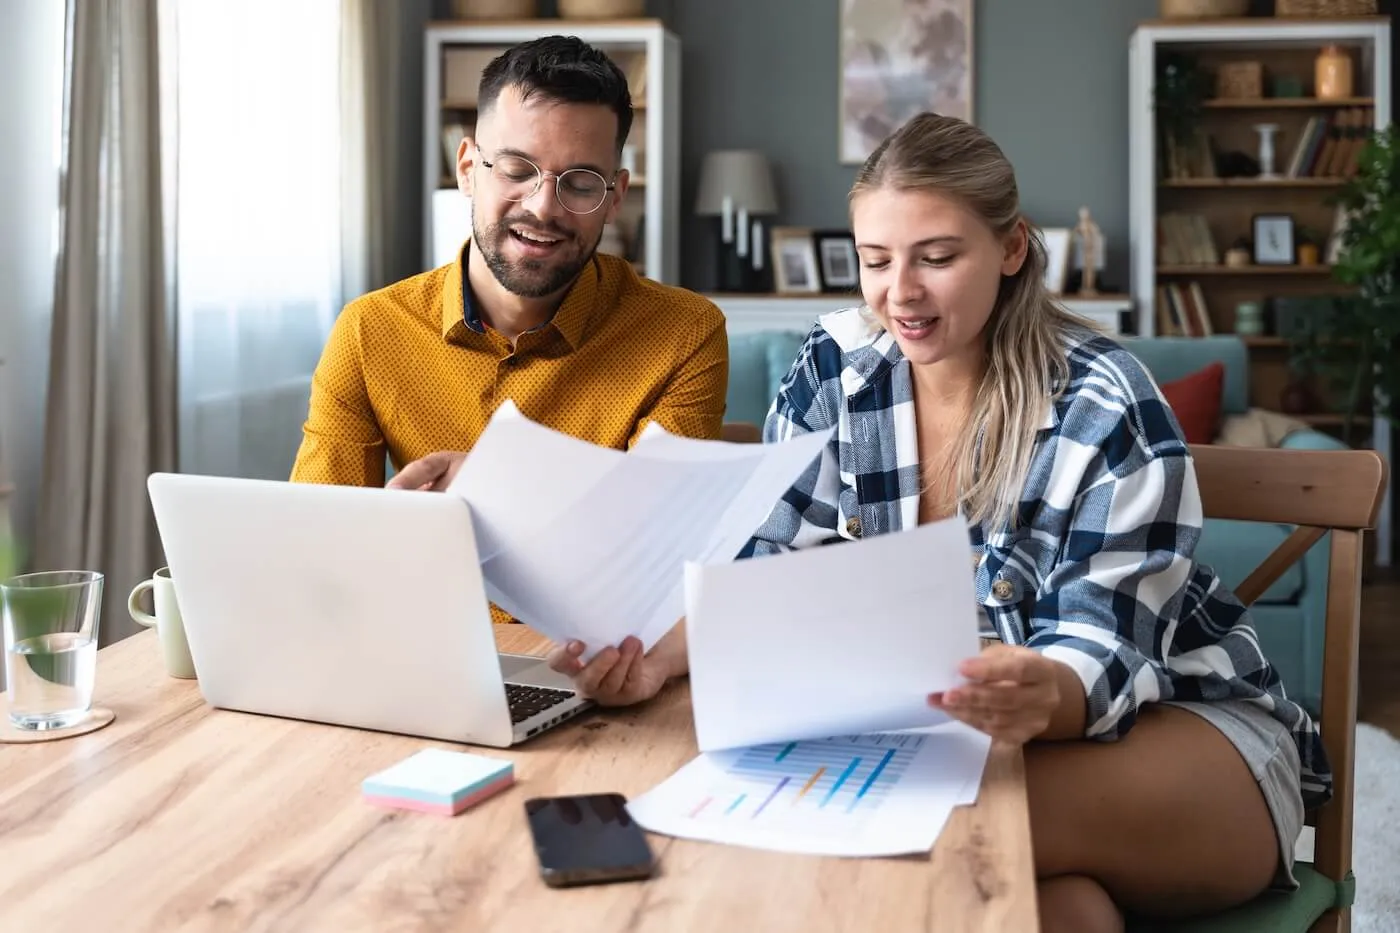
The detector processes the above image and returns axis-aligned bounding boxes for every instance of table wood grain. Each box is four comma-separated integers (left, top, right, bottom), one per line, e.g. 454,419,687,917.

0,628,1038,932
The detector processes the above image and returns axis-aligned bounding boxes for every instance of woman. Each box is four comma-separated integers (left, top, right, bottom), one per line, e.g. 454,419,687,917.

550,113,1324,932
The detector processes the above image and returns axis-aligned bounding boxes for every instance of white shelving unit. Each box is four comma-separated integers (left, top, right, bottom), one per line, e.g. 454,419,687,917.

423,19,681,284
1128,17,1392,565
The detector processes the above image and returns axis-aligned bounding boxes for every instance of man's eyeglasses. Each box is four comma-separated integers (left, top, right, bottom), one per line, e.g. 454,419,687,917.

479,153,616,215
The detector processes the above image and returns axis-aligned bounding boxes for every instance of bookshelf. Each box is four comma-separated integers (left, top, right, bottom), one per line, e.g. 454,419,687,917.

1128,17,1392,566
422,19,680,283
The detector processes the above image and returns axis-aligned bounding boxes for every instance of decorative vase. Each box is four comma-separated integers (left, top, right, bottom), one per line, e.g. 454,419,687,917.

1315,45,1354,101
1234,301,1264,336
1225,246,1251,268
1254,123,1281,179
1298,242,1320,266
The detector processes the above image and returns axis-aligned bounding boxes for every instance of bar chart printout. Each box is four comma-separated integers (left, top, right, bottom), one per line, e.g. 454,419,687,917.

626,726,991,857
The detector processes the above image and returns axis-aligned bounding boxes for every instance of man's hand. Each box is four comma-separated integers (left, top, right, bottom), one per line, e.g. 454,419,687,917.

927,644,1074,744
545,620,688,707
385,451,468,491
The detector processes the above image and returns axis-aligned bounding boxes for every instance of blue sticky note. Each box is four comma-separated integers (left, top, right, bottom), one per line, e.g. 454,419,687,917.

362,748,515,813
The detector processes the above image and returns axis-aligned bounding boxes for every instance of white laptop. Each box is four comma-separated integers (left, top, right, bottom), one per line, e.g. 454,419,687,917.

145,472,592,747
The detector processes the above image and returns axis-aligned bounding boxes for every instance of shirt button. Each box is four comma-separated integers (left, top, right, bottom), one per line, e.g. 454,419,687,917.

845,516,862,538
991,579,1015,601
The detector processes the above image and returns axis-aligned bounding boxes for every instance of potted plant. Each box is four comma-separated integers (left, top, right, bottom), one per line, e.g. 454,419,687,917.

1296,226,1324,266
1290,123,1400,445
1155,53,1211,179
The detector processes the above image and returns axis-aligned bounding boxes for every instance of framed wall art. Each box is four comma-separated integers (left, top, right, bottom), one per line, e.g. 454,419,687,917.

814,230,859,292
771,227,822,295
839,0,974,165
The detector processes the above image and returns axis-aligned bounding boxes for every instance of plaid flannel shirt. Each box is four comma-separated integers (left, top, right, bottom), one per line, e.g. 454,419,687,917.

738,307,1331,808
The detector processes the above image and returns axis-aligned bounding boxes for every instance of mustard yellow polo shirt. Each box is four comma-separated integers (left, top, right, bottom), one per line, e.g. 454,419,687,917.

291,247,729,488
290,246,728,626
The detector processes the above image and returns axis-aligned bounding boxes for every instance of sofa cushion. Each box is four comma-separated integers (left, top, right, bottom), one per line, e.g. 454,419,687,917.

725,330,808,428
1161,361,1225,444
1198,518,1303,605
1119,336,1250,415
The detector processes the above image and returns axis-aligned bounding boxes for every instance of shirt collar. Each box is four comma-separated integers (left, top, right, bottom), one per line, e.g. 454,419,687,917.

440,237,601,350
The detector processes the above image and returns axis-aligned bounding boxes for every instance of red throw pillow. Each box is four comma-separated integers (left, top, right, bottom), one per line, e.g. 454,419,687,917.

1160,361,1225,445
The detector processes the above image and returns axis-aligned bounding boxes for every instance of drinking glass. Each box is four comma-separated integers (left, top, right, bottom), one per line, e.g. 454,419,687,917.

1,570,104,730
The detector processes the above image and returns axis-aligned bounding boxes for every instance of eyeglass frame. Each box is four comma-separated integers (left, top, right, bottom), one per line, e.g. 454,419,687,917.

477,150,620,216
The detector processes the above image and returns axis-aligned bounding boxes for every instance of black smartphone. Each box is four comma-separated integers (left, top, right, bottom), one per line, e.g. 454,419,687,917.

524,792,656,888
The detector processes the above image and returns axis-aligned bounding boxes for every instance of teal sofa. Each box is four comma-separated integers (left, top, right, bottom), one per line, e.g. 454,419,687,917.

725,330,1346,718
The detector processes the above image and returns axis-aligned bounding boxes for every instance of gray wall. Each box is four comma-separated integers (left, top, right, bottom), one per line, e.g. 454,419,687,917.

655,0,1158,291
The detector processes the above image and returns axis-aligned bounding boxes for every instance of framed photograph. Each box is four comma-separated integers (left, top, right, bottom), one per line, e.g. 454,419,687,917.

815,230,860,292
771,227,821,294
839,0,974,165
1038,227,1072,294
1253,213,1295,265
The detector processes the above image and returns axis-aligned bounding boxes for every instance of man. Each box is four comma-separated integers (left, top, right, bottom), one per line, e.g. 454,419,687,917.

291,35,728,502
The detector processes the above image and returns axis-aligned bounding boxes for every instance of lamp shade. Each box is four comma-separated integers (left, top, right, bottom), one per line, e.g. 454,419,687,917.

694,149,778,216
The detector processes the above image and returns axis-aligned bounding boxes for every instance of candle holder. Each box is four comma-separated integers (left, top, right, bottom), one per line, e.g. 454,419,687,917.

1254,123,1281,180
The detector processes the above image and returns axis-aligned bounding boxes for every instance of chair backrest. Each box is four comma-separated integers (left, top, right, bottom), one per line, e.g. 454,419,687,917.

1191,444,1388,911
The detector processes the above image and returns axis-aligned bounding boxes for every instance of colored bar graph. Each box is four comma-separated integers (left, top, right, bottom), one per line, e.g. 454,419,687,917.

848,749,897,812
821,756,863,808
793,766,826,804
685,734,927,826
752,776,790,817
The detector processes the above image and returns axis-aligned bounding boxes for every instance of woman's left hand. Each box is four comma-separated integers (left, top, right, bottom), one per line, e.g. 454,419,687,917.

928,644,1063,744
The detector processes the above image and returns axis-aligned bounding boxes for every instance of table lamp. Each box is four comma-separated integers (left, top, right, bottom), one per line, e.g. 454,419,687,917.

695,150,778,291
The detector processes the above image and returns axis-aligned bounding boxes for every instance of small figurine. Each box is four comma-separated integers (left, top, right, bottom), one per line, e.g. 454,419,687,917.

1072,206,1105,295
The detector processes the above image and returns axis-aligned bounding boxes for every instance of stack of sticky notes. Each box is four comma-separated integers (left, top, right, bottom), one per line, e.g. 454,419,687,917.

361,748,515,816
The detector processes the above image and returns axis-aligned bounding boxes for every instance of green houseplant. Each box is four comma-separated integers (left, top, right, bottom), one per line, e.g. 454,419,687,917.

1154,52,1211,179
1288,123,1400,445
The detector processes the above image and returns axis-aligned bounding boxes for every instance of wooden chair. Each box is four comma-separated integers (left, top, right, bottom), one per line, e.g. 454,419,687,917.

1137,444,1388,933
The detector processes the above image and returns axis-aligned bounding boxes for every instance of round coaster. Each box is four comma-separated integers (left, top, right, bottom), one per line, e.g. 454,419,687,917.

0,707,116,744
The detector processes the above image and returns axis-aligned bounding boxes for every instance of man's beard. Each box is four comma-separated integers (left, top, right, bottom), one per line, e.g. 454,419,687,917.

474,212,601,298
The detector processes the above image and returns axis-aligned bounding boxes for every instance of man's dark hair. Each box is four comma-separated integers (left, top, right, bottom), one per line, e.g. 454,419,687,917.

478,35,634,157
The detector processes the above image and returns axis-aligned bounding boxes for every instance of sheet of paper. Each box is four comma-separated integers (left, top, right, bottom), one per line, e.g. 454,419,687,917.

445,400,622,561
684,514,984,752
475,426,833,656
626,723,991,858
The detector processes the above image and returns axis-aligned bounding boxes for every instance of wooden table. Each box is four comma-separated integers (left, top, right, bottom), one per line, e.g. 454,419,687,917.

0,629,1038,931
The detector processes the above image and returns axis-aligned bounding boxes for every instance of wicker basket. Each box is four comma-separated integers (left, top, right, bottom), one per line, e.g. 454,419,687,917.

1160,0,1249,17
1276,0,1377,15
1217,61,1264,99
558,0,646,18
451,0,537,19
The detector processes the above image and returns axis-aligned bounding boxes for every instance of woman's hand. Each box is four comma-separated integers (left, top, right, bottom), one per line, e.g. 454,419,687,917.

927,644,1068,744
545,619,689,708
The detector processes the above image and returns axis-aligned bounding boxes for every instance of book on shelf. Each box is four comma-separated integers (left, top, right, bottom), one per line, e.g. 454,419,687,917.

1157,212,1219,266
1154,281,1213,337
1283,107,1373,179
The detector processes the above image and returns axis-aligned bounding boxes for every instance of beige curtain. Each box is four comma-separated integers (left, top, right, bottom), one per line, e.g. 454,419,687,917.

36,0,177,646
341,0,433,298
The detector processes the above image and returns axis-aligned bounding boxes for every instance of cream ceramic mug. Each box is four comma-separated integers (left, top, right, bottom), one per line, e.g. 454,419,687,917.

127,567,196,679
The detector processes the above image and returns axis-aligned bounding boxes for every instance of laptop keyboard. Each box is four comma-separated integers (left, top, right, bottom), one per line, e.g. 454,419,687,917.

506,683,575,724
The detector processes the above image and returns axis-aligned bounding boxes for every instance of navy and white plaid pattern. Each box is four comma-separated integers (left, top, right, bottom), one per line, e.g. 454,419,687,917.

739,307,1331,808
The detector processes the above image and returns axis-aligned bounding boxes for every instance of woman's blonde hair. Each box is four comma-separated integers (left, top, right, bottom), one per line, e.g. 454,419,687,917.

850,111,1096,532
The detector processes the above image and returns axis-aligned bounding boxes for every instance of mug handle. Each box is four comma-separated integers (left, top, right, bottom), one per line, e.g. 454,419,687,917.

128,579,158,627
